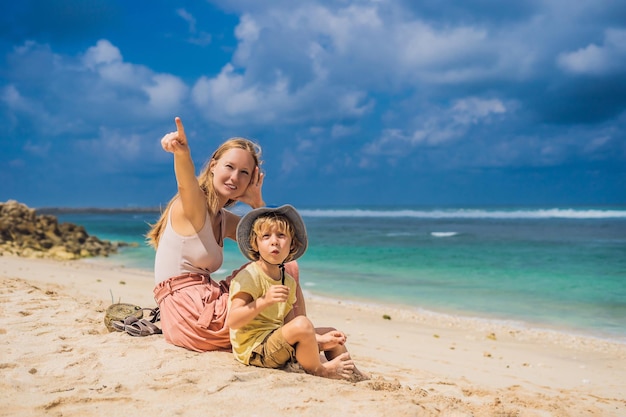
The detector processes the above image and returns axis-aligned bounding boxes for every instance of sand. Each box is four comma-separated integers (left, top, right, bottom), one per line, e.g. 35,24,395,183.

0,255,624,416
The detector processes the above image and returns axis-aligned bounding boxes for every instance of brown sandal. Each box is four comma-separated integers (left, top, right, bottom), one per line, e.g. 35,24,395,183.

111,314,140,332
125,318,162,337
111,308,161,336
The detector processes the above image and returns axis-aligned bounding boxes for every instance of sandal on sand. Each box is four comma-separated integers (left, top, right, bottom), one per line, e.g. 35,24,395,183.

125,318,162,337
111,315,140,332
110,307,161,336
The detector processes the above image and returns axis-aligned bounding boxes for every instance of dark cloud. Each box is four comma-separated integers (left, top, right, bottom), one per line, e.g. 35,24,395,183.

1,0,120,43
537,76,626,124
399,0,540,25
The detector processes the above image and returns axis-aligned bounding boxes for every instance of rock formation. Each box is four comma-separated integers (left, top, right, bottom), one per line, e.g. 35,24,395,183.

0,200,125,260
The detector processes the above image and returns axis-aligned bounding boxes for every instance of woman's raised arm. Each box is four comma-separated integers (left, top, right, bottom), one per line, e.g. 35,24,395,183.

160,117,207,229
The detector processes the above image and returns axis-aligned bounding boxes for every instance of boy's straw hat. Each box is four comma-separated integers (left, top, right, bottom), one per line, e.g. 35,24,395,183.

237,205,308,262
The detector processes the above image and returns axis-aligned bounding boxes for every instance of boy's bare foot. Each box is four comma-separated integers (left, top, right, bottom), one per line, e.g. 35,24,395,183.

349,366,371,382
316,352,355,380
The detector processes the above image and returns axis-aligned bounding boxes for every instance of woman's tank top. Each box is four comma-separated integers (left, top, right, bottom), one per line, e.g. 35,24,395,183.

154,206,225,284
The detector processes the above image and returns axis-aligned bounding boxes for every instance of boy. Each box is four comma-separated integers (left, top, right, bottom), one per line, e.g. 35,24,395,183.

228,205,367,380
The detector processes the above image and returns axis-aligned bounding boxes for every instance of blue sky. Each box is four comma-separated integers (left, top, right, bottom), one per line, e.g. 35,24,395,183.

1,0,625,208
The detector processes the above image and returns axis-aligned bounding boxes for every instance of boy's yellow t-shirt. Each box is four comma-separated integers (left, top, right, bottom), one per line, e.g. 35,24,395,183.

228,262,297,364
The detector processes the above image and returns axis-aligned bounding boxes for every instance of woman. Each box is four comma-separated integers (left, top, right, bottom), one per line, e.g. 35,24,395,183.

147,117,303,352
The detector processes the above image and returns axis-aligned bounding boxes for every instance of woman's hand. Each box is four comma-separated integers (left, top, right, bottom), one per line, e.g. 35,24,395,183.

160,117,189,155
236,165,265,208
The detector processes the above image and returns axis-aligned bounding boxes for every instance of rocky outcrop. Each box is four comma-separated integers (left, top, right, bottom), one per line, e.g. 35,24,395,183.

0,200,126,260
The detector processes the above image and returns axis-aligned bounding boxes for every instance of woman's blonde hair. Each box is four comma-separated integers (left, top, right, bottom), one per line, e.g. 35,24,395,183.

146,137,262,248
245,214,303,263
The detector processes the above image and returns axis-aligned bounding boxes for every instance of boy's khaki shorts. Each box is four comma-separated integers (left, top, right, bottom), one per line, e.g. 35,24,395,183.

249,328,295,369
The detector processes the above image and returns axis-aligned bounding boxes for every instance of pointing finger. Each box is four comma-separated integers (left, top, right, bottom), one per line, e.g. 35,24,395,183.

175,117,185,137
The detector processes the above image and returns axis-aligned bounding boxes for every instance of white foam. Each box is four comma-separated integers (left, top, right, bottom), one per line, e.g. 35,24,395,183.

430,232,458,237
299,208,626,219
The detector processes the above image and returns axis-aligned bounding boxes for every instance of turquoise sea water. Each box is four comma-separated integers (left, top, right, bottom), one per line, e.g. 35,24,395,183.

56,206,626,343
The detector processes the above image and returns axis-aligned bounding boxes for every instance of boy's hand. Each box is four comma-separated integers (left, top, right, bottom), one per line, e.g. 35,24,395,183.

261,284,289,305
317,330,347,351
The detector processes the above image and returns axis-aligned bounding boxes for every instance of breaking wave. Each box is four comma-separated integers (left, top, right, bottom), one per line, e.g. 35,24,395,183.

298,208,626,219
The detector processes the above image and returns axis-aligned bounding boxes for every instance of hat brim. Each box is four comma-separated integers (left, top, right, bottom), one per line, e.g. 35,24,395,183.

236,205,308,262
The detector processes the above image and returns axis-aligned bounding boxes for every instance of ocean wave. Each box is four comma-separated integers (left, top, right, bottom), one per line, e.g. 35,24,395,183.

385,232,414,237
299,208,626,219
431,232,459,237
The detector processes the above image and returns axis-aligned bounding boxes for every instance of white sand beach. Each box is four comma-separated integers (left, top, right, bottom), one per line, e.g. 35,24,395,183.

1,255,624,416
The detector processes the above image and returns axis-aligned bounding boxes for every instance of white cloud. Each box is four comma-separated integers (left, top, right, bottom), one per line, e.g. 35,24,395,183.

82,40,189,114
399,23,487,68
300,4,384,54
177,8,197,33
452,98,506,124
144,74,189,114
2,83,67,136
2,85,28,111
363,97,508,156
191,61,372,125
23,140,52,157
83,39,122,68
228,2,532,91
232,14,261,64
558,28,626,75
3,39,189,132
192,63,286,122
187,1,538,130
331,123,358,139
177,8,212,46
73,127,149,172
336,91,374,116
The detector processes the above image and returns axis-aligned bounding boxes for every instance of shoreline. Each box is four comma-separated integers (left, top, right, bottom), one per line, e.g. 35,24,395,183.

88,253,626,346
304,291,626,348
50,207,626,347
1,254,625,416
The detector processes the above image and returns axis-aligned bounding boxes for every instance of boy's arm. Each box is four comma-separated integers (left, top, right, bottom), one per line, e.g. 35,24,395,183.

227,293,256,330
228,285,290,330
